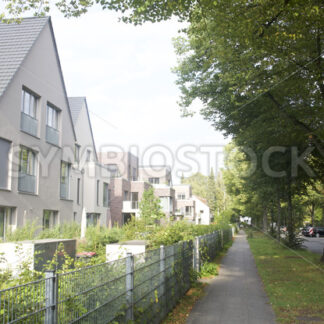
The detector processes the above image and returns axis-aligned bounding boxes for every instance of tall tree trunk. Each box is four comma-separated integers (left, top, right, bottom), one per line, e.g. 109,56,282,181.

270,208,275,236
263,205,268,232
287,179,294,245
277,188,281,242
311,203,315,226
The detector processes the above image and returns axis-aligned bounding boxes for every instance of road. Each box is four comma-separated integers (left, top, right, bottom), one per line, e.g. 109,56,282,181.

303,237,324,255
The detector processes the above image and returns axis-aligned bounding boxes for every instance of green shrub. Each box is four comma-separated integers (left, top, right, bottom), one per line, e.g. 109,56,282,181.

200,262,218,277
5,221,40,241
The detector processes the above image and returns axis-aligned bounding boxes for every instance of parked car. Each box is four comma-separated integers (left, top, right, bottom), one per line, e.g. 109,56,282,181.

313,227,324,238
302,226,314,237
302,226,324,237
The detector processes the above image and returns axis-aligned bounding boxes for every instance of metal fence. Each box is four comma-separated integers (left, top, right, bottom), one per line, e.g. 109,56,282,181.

0,229,232,324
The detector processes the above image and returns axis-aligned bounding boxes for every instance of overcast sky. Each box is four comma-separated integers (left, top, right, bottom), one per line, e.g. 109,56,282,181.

50,6,229,182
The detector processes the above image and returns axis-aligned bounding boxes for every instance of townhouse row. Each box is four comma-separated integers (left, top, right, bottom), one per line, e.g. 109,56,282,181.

0,17,211,239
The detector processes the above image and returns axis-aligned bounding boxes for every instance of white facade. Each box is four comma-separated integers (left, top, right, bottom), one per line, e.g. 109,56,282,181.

193,195,211,225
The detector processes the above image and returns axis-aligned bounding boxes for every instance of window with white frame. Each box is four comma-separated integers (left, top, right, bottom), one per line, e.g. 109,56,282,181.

18,146,37,194
21,89,37,118
60,161,70,199
0,138,11,190
149,177,159,184
86,213,100,227
19,147,36,175
43,210,58,229
74,144,80,163
0,207,16,239
47,104,59,129
103,182,109,207
177,193,186,200
97,180,100,206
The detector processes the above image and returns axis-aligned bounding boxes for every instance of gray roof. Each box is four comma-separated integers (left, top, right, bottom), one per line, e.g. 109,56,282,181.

68,96,86,125
0,17,49,97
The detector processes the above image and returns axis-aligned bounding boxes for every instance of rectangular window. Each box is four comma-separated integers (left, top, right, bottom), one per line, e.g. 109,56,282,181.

77,178,81,204
185,206,191,215
124,190,129,200
132,167,137,181
43,210,58,229
46,104,60,145
74,144,80,163
0,138,11,190
96,180,100,206
21,89,37,118
0,207,16,239
149,177,160,184
21,89,38,136
47,104,59,129
103,182,109,207
86,213,100,227
86,149,91,162
18,146,37,194
177,193,186,200
60,161,70,199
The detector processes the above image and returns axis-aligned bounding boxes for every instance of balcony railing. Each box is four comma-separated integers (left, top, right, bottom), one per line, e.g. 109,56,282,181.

60,182,69,200
46,125,59,146
20,112,38,137
18,173,36,194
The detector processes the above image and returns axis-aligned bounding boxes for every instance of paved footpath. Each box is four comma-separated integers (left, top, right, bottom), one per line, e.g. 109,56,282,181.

186,231,276,324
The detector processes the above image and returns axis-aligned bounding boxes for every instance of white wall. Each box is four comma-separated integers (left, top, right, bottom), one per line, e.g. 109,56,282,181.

193,195,211,225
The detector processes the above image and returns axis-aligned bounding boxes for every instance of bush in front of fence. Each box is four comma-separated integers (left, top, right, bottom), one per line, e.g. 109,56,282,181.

0,228,233,324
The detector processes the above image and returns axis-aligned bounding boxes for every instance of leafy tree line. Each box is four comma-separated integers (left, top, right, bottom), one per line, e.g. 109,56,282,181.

5,0,323,247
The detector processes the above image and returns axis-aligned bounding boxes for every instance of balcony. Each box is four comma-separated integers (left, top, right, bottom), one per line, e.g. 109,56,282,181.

122,200,139,213
60,182,69,200
46,125,59,146
18,173,36,194
20,112,38,137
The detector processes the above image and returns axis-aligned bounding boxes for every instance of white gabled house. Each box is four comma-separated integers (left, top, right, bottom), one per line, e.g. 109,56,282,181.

192,195,212,225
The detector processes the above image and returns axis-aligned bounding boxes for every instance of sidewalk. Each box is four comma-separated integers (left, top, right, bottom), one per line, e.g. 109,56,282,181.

186,231,276,324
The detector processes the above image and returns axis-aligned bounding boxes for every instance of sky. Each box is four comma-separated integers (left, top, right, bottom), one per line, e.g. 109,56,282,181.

50,6,229,182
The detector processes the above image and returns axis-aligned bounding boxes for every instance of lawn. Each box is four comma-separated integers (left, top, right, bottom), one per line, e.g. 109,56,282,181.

248,232,324,324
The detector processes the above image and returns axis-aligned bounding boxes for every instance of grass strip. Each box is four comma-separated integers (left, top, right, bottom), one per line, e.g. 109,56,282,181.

248,231,324,324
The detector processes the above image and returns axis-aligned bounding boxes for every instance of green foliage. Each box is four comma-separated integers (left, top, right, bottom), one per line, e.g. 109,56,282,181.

5,221,39,241
182,172,208,198
139,187,165,225
200,261,218,277
5,222,81,242
206,168,217,215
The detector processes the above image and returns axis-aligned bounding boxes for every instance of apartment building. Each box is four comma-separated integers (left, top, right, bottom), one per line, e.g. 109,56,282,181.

0,17,111,238
98,152,150,226
138,166,175,220
173,184,196,222
68,97,111,232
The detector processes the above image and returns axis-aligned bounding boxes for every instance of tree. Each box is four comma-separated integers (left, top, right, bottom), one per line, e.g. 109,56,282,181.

139,187,164,225
181,172,208,198
206,168,217,215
